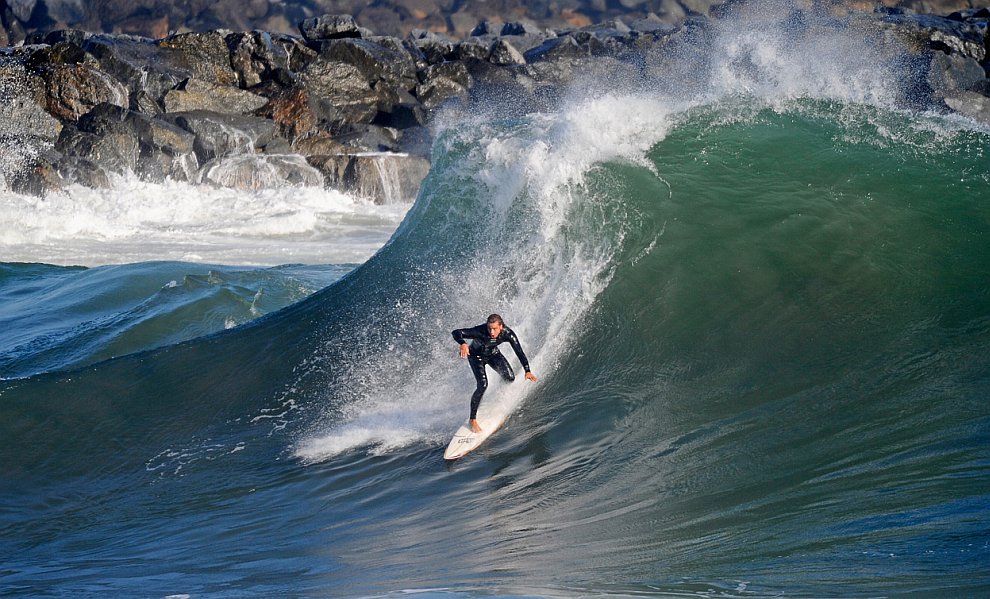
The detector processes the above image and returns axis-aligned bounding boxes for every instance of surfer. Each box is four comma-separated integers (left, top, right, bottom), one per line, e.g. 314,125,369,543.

452,314,538,433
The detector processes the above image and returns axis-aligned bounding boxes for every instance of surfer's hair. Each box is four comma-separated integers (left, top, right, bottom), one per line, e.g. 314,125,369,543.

487,314,504,326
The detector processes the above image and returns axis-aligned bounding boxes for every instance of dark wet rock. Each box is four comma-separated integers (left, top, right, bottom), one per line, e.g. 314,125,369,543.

157,31,240,87
227,31,293,88
82,35,185,106
298,56,382,127
928,51,987,98
163,78,269,114
198,154,324,189
307,152,430,203
416,60,471,109
37,63,128,121
489,38,526,65
524,35,589,63
943,90,990,124
872,11,988,61
411,30,455,64
453,38,491,61
319,37,418,90
501,21,543,36
163,110,276,163
300,14,370,42
0,61,63,141
333,123,402,152
57,103,198,179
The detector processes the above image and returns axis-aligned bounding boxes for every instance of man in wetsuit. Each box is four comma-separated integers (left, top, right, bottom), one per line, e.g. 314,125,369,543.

452,314,538,433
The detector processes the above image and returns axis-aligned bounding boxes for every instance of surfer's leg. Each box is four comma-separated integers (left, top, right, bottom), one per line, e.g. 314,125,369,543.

468,356,488,419
490,352,515,383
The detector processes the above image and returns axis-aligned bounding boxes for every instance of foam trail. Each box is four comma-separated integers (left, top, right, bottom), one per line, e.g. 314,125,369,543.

0,177,408,266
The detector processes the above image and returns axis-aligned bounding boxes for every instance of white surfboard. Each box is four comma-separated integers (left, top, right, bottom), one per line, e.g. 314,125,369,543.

443,412,509,460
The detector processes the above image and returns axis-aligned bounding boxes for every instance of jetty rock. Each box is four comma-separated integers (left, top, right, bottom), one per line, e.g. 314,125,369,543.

1,5,989,197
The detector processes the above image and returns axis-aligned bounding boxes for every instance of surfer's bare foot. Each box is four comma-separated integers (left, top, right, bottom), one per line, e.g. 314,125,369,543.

469,419,482,433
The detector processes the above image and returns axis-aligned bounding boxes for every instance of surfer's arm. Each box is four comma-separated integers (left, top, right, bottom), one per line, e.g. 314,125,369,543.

452,326,482,357
505,329,532,373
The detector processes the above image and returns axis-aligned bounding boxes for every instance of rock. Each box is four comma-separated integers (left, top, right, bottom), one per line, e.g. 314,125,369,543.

489,38,527,65
524,36,589,62
298,57,382,127
7,149,66,196
454,39,491,61
501,21,542,36
927,51,987,99
57,103,198,180
38,63,128,121
227,30,293,88
411,30,455,64
157,31,240,86
256,87,318,140
416,60,472,109
944,90,990,124
319,37,418,89
163,78,269,114
163,110,276,163
83,35,186,106
873,11,987,61
0,61,63,142
307,152,430,203
198,154,324,189
334,123,402,152
299,14,366,42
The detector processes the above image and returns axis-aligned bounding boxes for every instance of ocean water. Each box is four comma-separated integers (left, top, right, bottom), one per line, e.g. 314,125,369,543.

2,8,989,598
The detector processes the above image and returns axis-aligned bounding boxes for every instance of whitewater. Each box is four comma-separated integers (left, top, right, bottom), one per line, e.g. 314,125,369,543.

2,5,989,598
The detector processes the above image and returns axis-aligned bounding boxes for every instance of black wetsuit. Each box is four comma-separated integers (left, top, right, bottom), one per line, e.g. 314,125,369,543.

451,324,531,420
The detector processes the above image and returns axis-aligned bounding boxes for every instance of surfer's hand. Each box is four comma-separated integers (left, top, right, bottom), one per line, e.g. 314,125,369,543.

525,372,538,382
470,419,482,433
459,343,470,358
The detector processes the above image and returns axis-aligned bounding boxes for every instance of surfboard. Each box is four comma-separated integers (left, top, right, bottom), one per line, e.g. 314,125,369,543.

443,412,509,460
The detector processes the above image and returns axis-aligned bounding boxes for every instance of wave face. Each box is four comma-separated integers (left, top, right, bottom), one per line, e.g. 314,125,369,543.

2,8,989,598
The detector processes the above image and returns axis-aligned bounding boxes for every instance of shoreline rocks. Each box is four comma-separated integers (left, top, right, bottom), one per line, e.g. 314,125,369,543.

0,4,988,199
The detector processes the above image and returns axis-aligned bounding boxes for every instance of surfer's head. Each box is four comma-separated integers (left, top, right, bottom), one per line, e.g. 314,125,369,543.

486,313,504,338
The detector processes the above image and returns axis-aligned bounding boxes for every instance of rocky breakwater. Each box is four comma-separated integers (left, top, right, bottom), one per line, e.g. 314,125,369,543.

2,7,990,199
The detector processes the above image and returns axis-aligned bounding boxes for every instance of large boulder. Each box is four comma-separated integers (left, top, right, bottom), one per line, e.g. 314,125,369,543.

198,154,324,189
163,110,277,163
156,31,240,86
163,78,269,114
56,103,198,180
37,63,128,121
416,61,472,109
299,14,369,42
307,152,430,203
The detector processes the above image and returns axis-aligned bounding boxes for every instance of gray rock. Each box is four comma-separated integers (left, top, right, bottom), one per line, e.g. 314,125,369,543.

927,51,987,99
319,37,418,89
299,14,369,42
524,36,589,62
944,90,990,124
0,61,63,142
307,152,430,204
501,21,542,36
490,38,527,65
227,30,292,88
37,63,129,122
299,57,382,127
416,60,472,109
873,12,987,61
157,31,240,87
58,103,198,180
198,153,324,189
163,110,276,163
163,78,269,114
